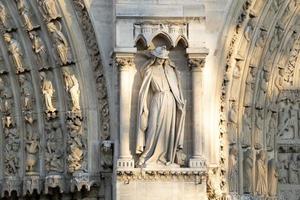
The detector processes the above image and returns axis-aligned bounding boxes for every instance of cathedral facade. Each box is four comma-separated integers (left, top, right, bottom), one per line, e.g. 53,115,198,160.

0,0,298,200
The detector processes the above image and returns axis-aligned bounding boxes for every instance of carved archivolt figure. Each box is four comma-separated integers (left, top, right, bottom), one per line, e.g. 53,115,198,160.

230,61,241,101
228,101,238,144
250,30,267,67
39,0,60,21
62,69,81,111
0,3,14,31
244,67,257,107
4,33,26,73
47,22,70,65
278,101,297,139
243,149,253,194
26,137,39,172
19,75,33,111
278,154,288,184
0,78,13,115
256,151,267,196
241,107,251,147
228,146,238,192
136,46,186,166
21,9,38,31
29,31,49,70
266,112,277,151
268,159,278,197
256,71,270,109
288,154,299,184
274,68,285,100
254,110,264,149
40,72,56,113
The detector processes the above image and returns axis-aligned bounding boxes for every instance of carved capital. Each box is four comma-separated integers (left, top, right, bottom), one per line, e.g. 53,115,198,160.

188,58,206,71
70,173,98,192
115,57,135,71
45,175,65,194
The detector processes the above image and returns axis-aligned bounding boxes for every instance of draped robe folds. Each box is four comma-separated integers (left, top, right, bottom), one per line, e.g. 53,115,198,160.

136,59,186,165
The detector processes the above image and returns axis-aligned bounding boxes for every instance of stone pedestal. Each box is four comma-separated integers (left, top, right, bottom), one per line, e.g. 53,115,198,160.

116,168,207,200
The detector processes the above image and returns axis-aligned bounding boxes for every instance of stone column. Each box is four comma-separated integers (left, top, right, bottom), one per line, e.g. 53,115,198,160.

187,48,209,168
115,52,135,169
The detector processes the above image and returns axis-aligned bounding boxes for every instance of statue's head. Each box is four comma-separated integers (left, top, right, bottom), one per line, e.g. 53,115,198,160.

151,46,169,61
47,22,56,32
3,33,11,42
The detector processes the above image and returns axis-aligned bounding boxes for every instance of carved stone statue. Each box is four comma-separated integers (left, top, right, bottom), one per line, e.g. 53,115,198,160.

256,71,270,109
62,69,81,111
268,159,278,197
228,101,238,144
20,9,39,31
266,112,277,151
236,18,254,59
278,100,297,139
230,61,242,101
244,67,257,107
228,146,238,192
136,46,186,166
29,31,49,70
278,154,288,184
4,33,27,73
241,107,251,147
255,150,267,196
45,121,63,173
47,22,71,65
40,72,56,113
243,149,253,194
0,2,14,31
250,29,267,67
39,0,61,21
288,154,299,184
101,140,113,169
19,75,33,111
254,109,264,149
274,68,285,100
0,78,13,115
25,137,39,173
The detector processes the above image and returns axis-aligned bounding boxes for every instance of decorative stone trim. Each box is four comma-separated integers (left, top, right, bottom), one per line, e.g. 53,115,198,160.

117,168,207,184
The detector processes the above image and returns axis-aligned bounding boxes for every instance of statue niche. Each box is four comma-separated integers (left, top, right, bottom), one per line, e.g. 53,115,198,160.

136,46,186,167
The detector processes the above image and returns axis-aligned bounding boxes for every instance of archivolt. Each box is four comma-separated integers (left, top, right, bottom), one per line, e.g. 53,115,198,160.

0,0,110,197
217,0,300,197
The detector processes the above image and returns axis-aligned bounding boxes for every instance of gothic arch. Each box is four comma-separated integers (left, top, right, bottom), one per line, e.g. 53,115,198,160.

0,0,110,198
216,0,300,199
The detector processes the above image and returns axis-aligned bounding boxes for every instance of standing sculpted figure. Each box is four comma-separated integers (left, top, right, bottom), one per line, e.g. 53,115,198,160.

4,33,26,73
29,31,49,70
230,61,241,101
19,75,33,111
228,101,238,144
254,110,264,149
39,0,60,21
228,146,238,192
40,72,56,113
268,159,278,197
243,149,254,193
288,154,299,184
256,151,267,196
242,107,252,147
244,67,257,107
47,22,70,65
62,69,80,111
256,71,269,109
136,46,186,166
0,3,14,31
